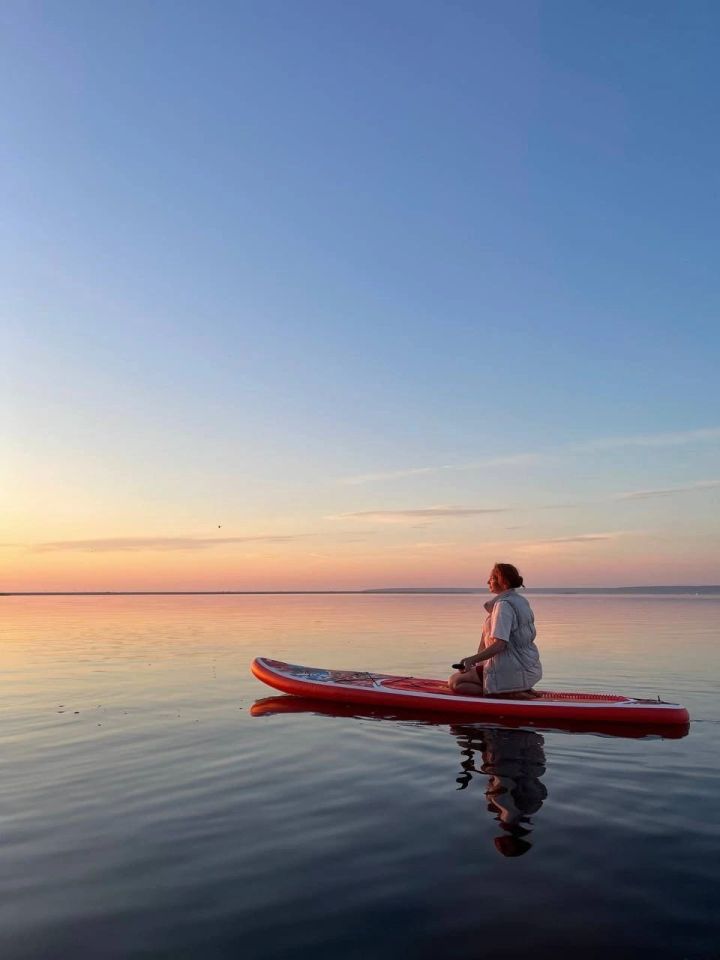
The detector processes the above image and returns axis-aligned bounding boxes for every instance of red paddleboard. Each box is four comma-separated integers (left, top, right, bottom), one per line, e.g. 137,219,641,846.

251,657,690,727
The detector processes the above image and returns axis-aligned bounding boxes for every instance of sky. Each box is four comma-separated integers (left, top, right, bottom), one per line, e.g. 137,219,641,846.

2,0,720,591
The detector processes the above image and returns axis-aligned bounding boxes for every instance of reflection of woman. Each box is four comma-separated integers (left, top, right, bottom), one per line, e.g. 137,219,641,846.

454,726,547,857
449,563,542,699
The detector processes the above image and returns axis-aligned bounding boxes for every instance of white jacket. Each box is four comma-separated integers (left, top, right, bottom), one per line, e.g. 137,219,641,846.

479,590,543,694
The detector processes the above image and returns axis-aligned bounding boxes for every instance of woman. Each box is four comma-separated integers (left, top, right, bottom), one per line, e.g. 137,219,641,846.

449,563,542,699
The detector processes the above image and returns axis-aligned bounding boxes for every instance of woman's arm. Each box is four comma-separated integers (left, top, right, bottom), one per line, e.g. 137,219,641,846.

462,637,507,668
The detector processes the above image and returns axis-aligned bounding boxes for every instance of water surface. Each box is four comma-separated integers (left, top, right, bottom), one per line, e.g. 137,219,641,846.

2,594,718,958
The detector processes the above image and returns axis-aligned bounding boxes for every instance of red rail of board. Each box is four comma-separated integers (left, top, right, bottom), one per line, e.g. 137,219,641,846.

251,658,690,726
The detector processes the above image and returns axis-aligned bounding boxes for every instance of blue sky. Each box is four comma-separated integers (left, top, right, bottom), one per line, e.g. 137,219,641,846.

2,0,719,588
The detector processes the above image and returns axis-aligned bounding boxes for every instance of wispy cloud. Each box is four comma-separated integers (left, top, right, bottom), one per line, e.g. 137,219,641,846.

342,466,451,485
517,532,631,551
533,533,619,544
576,427,720,452
341,454,540,485
32,535,305,553
340,426,720,485
615,480,720,501
328,506,509,524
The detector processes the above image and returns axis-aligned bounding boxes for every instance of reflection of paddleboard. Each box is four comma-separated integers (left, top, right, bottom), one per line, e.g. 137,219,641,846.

251,657,690,727
249,694,690,739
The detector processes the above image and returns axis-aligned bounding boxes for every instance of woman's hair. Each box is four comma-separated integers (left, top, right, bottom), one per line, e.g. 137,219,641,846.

493,563,525,589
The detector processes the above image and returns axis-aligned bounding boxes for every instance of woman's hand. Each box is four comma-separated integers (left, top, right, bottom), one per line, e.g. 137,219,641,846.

456,655,479,671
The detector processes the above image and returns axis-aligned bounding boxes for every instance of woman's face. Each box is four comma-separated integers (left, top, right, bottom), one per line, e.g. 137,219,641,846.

487,568,507,594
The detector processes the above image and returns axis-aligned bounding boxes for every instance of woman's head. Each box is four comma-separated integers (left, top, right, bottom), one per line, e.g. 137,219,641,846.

488,563,525,593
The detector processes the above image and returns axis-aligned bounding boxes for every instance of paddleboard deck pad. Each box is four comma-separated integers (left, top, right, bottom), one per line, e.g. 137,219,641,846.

251,657,690,726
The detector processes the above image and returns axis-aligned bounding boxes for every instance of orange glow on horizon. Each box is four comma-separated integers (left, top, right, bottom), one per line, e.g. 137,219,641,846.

3,535,720,591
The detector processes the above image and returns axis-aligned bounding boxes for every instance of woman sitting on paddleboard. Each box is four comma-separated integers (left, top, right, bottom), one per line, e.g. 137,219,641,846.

449,563,542,700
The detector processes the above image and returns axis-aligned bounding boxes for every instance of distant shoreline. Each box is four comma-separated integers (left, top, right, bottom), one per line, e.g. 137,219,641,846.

2,586,720,597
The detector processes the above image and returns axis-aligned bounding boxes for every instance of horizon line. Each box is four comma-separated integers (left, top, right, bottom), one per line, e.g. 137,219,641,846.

2,585,720,597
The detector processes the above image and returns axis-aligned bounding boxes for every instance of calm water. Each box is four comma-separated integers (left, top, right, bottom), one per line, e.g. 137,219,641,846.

2,594,719,959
